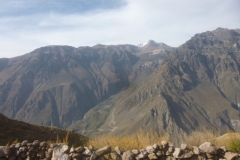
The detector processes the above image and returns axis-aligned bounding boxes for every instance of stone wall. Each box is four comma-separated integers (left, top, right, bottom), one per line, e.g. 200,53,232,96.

0,140,239,160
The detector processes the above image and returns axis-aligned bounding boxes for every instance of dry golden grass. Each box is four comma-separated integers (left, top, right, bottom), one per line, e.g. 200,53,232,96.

215,132,240,152
87,129,170,150
46,131,70,145
182,129,219,147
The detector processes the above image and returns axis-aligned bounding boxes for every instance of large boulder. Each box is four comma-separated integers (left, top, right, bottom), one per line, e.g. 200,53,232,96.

199,142,218,154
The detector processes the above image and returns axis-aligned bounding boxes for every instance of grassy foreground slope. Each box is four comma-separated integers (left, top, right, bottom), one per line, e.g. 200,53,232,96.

0,113,88,146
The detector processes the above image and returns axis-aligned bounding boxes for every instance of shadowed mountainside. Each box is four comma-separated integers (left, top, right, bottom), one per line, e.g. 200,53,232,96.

0,113,87,146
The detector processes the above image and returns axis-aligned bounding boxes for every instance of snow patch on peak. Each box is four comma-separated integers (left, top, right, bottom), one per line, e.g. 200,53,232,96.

137,40,165,47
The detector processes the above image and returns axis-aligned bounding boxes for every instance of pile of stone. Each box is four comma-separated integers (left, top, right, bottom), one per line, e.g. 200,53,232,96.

0,140,53,160
0,140,240,160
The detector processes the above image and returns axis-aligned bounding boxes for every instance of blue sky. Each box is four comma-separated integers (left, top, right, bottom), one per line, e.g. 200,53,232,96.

0,0,240,58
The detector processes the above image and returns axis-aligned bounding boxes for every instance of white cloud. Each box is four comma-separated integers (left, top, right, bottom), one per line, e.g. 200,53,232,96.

0,0,239,58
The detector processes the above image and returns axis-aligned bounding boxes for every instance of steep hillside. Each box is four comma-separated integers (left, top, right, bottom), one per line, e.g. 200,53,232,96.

0,113,87,146
0,43,172,129
69,28,240,138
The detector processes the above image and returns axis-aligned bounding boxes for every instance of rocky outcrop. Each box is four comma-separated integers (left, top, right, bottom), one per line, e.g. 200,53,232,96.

0,140,239,160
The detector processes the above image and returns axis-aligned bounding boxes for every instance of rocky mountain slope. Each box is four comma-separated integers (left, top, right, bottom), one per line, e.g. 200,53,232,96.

0,41,171,129
0,113,87,146
69,28,240,138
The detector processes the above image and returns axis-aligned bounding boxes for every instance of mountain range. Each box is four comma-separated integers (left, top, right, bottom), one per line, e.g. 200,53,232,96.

0,28,240,139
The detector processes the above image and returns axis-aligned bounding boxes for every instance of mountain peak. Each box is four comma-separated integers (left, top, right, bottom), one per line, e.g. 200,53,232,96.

137,40,161,47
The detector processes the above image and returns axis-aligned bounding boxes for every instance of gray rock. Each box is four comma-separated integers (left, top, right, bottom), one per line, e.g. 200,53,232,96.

166,156,175,160
181,151,194,159
90,152,98,160
217,147,226,157
10,144,15,149
115,146,122,156
161,141,168,149
19,147,27,153
153,144,159,150
110,153,120,160
146,146,155,153
137,153,144,159
70,147,75,153
192,146,200,155
224,152,239,160
82,148,92,156
220,146,227,152
132,149,139,155
95,146,111,157
167,146,174,153
199,142,217,154
168,142,174,147
173,147,193,159
96,157,106,160
198,153,207,160
187,155,199,160
15,143,21,149
88,145,94,151
165,151,172,156
139,149,148,158
50,144,56,148
20,152,27,159
45,151,52,159
0,146,10,157
39,142,47,147
28,151,37,158
37,150,45,159
122,150,134,160
75,146,85,153
155,150,162,157
180,144,188,150
52,144,71,160
47,148,53,154
72,153,81,159
172,148,181,158
52,153,70,160
148,153,158,159
21,140,28,146
27,143,32,147
206,153,214,159
33,140,40,147
82,155,90,160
